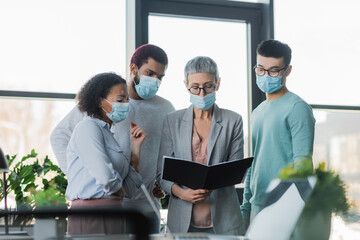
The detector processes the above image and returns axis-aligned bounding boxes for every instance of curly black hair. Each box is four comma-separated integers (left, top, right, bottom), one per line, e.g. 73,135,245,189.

77,72,127,118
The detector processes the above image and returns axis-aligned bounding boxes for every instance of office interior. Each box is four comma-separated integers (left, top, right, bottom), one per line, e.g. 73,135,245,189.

0,0,359,239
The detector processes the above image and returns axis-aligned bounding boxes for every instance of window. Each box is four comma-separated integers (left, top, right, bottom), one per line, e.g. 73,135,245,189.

0,0,126,94
313,110,360,204
149,15,250,155
275,0,360,237
274,0,360,106
0,99,75,161
0,0,127,163
137,0,272,157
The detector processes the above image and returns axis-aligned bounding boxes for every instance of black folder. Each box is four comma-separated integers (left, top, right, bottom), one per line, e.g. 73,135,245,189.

162,156,254,190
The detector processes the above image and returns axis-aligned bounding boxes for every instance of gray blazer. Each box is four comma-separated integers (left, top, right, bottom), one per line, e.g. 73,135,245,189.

157,104,245,235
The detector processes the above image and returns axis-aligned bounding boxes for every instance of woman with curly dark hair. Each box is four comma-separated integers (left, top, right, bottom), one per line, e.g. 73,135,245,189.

65,72,146,235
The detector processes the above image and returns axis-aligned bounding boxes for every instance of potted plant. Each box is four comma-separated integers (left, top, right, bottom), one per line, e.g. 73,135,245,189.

30,183,68,240
278,158,351,240
0,149,68,237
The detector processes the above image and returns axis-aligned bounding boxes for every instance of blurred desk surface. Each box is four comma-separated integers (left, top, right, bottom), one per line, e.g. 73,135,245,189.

0,233,246,240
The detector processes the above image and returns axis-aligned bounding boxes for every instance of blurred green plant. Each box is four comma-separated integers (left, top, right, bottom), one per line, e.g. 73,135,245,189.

0,149,68,210
161,195,169,209
279,158,350,218
29,183,67,209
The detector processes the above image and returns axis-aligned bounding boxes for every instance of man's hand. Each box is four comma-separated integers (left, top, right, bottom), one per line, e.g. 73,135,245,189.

152,180,166,199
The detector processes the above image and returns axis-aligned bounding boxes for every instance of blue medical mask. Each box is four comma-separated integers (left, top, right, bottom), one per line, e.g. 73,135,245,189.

134,73,161,100
103,99,129,123
256,74,283,93
190,91,216,110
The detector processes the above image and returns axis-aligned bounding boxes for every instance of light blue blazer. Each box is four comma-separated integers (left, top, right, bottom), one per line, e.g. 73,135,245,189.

157,104,245,235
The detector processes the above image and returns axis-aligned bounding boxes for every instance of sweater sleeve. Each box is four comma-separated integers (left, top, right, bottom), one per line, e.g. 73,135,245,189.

50,104,85,174
157,115,176,195
288,101,316,164
123,165,143,198
240,164,252,221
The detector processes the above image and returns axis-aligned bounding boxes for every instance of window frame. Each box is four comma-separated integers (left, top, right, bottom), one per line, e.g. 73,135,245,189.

134,0,274,157
135,0,274,111
270,0,360,112
1,0,274,108
0,90,75,99
0,0,127,101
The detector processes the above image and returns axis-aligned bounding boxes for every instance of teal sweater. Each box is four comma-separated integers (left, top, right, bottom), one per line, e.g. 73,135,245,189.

240,92,315,221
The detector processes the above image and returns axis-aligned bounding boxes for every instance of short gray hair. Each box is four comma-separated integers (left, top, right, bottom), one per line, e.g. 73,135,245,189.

184,56,219,84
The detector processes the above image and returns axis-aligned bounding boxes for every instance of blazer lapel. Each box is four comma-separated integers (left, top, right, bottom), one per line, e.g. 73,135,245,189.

207,104,222,165
180,105,194,161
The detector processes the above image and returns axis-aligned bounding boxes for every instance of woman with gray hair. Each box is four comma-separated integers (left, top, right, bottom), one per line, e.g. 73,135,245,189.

157,56,245,235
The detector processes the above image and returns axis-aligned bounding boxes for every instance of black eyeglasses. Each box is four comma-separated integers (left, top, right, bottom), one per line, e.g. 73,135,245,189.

188,84,216,95
254,66,287,77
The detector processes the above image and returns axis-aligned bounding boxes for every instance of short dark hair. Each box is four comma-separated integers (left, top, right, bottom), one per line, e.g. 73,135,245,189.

257,40,292,67
77,72,126,118
130,44,168,68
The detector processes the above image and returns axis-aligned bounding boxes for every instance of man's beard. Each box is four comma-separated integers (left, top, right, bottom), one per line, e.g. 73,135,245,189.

132,74,140,94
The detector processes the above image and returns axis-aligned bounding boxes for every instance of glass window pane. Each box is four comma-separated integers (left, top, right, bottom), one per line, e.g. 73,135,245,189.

0,0,126,93
274,0,360,106
313,110,360,238
0,98,76,166
149,15,250,156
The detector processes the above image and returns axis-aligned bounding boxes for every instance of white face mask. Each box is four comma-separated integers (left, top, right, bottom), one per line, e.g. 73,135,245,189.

256,74,283,93
103,99,129,123
134,71,161,99
190,91,216,110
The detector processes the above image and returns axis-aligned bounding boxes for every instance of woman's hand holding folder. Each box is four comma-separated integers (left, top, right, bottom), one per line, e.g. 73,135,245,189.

171,183,212,204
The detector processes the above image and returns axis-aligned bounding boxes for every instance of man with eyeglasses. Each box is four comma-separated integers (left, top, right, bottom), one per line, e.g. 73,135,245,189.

240,40,316,228
50,44,175,233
